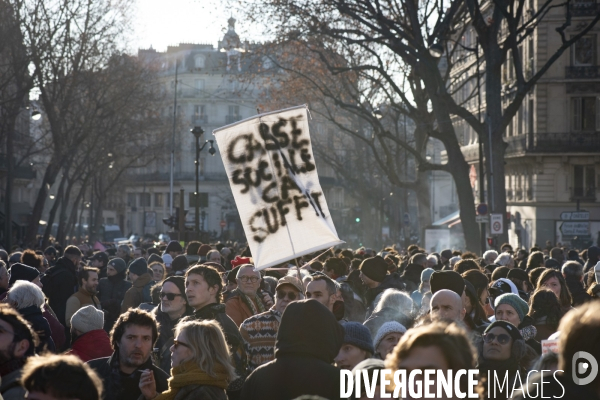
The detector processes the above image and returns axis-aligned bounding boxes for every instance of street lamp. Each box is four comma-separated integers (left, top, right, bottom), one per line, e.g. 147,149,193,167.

190,126,216,235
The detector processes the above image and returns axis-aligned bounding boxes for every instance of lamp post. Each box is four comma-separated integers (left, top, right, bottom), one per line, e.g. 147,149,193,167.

190,126,216,235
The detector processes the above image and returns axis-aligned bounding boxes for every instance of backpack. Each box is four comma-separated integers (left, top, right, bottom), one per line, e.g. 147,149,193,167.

142,280,156,303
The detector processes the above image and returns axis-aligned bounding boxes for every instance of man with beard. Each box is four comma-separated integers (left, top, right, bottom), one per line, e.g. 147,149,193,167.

87,309,168,400
65,267,101,330
98,258,132,332
0,304,38,400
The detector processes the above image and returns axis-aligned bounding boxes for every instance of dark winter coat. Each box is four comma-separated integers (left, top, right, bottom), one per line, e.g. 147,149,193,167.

566,277,592,307
98,272,132,331
152,306,193,373
41,256,78,326
121,272,154,313
583,246,600,274
240,299,344,400
67,329,113,362
364,272,406,318
87,353,169,400
192,303,247,393
18,305,55,353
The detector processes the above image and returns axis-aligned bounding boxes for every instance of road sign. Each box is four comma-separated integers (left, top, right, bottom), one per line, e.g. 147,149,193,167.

561,211,590,220
490,214,503,235
560,221,590,236
220,220,227,228
476,215,489,223
477,204,488,216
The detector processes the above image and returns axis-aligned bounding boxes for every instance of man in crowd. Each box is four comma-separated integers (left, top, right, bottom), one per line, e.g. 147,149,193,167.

226,264,273,326
184,241,201,265
430,289,466,323
323,258,347,281
87,309,168,400
116,245,132,265
164,240,183,259
185,265,247,398
562,260,591,306
43,246,58,268
545,247,565,269
89,251,109,278
240,275,303,371
68,305,112,362
305,274,337,313
98,258,132,331
133,247,147,260
206,249,222,264
65,267,100,329
0,304,38,399
121,258,154,312
41,245,82,327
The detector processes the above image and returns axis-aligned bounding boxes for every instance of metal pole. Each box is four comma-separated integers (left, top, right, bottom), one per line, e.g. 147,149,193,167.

170,61,178,217
195,135,200,235
4,133,13,250
476,42,486,253
487,113,495,212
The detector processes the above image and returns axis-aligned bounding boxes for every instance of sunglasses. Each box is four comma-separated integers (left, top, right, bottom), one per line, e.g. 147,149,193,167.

276,290,297,300
239,276,260,283
173,339,191,349
159,292,182,301
483,333,511,345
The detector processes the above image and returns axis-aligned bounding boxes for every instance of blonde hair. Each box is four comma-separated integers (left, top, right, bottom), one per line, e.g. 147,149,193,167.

175,319,237,381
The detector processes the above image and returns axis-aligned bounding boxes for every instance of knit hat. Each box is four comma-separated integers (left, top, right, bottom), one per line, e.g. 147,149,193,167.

342,322,374,354
197,244,212,257
128,257,148,276
165,240,183,254
359,257,388,283
430,270,465,296
147,253,163,265
441,249,453,260
44,246,57,255
495,293,529,323
8,252,22,265
71,305,104,334
8,263,40,286
162,254,173,268
421,268,435,282
373,321,407,351
172,255,189,273
484,320,522,342
107,258,127,274
231,256,251,268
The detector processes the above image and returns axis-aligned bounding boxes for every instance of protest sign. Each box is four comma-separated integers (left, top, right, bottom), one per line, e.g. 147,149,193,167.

213,105,343,270
541,339,559,355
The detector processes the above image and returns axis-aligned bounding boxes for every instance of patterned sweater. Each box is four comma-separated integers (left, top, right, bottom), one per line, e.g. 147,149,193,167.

239,309,281,371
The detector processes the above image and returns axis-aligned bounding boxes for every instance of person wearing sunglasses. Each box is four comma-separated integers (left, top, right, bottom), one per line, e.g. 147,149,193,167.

225,264,273,327
152,276,193,373
478,320,536,399
239,275,304,372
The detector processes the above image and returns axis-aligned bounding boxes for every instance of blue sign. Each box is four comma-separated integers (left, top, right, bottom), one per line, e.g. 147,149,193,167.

477,204,488,216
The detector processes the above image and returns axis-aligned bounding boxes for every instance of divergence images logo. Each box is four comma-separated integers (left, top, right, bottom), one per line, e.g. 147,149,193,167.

572,351,599,385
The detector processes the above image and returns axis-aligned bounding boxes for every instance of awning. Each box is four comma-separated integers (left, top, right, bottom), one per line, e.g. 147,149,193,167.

432,210,461,227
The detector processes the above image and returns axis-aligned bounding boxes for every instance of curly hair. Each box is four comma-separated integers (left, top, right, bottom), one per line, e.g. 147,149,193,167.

528,289,563,327
21,250,43,270
110,308,159,350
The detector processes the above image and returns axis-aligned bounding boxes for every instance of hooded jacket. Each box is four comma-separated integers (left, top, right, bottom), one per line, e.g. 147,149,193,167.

67,329,113,362
41,256,78,326
240,299,344,400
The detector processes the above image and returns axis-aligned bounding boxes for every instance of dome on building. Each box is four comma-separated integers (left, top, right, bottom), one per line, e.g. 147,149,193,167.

221,17,242,51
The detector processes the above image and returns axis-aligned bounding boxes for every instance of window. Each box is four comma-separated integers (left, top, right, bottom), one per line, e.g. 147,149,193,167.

229,105,240,116
154,193,163,207
166,192,180,208
140,193,151,207
528,99,534,134
194,56,205,68
573,165,596,199
571,36,597,66
127,193,136,207
189,192,209,208
194,105,205,117
571,97,600,131
195,79,205,91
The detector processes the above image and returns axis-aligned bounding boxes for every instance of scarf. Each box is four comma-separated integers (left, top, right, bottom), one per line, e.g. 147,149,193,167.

155,360,229,400
233,288,266,315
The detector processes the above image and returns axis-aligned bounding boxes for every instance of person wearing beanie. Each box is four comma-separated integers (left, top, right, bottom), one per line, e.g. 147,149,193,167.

334,322,374,370
440,249,453,269
373,321,407,360
171,255,189,276
8,263,41,287
184,241,201,265
495,292,541,354
67,306,112,362
152,276,193,372
164,240,183,259
360,256,406,318
161,253,173,270
89,252,109,279
430,270,465,296
98,258,132,331
121,258,154,313
41,245,82,330
147,253,163,266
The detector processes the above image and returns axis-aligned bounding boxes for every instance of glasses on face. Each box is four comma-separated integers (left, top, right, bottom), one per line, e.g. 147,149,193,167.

483,333,511,345
276,290,297,300
173,339,191,349
159,292,182,301
238,276,259,283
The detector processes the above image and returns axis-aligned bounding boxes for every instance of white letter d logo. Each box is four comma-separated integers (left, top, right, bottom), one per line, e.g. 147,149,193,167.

572,351,599,385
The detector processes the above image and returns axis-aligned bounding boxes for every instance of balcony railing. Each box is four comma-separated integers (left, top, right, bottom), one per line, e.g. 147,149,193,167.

565,66,600,79
505,132,600,155
569,0,600,16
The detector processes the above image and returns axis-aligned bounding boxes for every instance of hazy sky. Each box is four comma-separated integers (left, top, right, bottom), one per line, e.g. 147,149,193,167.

131,0,259,53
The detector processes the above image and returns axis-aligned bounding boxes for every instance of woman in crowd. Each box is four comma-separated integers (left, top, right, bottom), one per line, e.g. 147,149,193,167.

494,253,515,269
493,293,541,353
139,319,237,400
536,269,573,313
150,262,167,282
528,289,563,341
373,321,407,360
463,269,493,318
526,251,545,272
463,280,490,332
334,322,373,370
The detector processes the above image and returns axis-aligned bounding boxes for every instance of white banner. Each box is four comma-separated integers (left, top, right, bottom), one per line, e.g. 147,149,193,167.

213,105,343,270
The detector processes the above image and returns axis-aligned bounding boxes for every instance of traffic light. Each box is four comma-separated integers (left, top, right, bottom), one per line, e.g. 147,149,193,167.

487,237,497,248
355,217,361,223
162,207,188,230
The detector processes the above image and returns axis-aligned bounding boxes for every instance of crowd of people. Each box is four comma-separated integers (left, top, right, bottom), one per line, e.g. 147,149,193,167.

0,240,599,399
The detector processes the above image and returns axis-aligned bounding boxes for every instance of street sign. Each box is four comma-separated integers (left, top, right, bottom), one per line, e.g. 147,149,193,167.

561,211,590,220
490,214,503,235
220,220,227,228
477,204,488,216
560,221,590,236
476,215,489,223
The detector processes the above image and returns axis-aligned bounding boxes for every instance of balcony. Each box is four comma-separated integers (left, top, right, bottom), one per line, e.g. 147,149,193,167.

191,115,208,125
569,0,600,16
566,66,600,79
225,115,242,124
504,132,600,155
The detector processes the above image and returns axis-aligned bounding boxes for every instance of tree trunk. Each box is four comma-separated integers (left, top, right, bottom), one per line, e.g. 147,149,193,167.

42,175,65,247
25,158,62,245
415,171,432,246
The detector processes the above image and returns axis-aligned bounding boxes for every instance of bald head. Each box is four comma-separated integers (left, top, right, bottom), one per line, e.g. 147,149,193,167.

430,289,465,323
